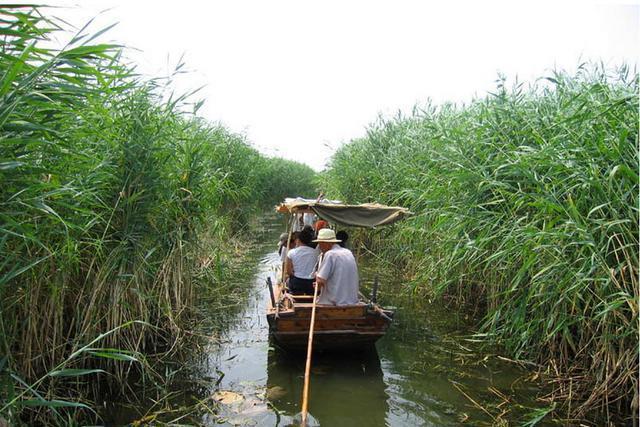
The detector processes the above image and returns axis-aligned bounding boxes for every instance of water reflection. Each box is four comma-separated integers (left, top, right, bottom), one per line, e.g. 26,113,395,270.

267,347,389,427
361,264,551,426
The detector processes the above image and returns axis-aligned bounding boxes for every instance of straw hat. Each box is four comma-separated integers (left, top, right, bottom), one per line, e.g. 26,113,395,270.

312,228,341,243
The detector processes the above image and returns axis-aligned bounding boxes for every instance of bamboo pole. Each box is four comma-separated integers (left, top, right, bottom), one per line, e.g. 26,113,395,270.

300,261,321,426
281,214,296,284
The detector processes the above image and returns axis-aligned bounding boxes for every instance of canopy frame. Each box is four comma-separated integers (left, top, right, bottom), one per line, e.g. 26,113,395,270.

276,199,410,229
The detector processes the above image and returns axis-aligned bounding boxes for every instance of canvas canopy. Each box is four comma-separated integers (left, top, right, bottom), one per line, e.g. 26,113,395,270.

276,198,410,228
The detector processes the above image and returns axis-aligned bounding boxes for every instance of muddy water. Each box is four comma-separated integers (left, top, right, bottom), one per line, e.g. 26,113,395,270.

107,221,554,426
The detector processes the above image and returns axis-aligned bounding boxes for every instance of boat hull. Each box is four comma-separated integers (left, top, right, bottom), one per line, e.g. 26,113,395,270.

266,301,393,351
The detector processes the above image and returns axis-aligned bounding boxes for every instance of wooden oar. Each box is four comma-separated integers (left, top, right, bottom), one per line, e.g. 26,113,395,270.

300,278,320,426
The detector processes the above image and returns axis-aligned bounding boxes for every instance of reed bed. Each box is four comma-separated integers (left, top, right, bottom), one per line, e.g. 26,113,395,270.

322,65,638,424
0,6,315,424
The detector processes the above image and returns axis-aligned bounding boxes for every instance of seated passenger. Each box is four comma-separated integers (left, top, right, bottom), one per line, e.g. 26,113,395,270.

310,219,329,249
294,212,310,232
313,219,328,234
277,232,288,256
286,227,318,295
313,229,359,305
303,211,316,228
336,230,349,248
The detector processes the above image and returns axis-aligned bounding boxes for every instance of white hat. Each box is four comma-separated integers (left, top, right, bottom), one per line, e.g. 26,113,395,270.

312,228,341,243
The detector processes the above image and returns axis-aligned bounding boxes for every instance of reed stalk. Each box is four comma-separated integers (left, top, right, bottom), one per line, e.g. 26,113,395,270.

0,6,316,424
322,64,638,424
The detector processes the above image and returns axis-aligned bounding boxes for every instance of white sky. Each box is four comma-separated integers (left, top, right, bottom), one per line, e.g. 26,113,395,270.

46,0,639,171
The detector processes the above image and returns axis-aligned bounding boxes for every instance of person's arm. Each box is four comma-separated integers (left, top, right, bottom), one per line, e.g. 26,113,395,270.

286,256,294,277
315,252,332,293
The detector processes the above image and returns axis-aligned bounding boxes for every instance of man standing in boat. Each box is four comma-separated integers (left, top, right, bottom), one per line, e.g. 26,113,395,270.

313,228,359,305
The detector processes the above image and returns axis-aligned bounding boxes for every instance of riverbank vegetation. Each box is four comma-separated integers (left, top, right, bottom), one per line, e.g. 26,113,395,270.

0,6,315,424
322,65,638,424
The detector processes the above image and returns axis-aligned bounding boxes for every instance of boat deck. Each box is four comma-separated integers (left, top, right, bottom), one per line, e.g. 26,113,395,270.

266,283,393,351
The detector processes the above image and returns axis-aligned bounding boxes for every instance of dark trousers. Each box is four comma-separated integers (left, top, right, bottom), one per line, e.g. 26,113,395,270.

288,276,314,295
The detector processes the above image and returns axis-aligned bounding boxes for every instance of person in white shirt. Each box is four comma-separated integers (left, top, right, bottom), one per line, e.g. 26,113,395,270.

303,212,316,228
313,228,359,305
286,227,319,294
292,213,305,232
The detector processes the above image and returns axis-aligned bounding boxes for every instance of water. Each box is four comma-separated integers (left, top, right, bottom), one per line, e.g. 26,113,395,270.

105,221,554,426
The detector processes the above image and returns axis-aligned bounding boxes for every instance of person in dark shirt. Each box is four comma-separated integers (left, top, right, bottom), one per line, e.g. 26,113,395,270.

336,230,349,248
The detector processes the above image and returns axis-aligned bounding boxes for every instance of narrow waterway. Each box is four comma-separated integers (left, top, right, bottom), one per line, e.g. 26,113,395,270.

108,219,553,426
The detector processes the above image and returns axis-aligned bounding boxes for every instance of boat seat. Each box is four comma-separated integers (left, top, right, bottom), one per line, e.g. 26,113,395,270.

290,294,315,301
294,302,368,308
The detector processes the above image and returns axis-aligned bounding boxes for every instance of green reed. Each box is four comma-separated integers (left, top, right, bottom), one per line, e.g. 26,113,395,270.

0,6,315,424
322,66,638,424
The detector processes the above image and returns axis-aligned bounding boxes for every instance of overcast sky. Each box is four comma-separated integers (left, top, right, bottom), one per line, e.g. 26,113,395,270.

51,0,638,171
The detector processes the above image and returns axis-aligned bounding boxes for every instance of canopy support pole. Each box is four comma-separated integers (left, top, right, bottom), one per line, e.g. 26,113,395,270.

281,214,296,284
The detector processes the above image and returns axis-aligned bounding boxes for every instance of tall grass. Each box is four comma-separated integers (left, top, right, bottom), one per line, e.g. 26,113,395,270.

322,65,638,423
0,6,316,424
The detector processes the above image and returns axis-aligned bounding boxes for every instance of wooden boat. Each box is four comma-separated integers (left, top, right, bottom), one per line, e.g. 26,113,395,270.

267,286,395,350
266,197,409,351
